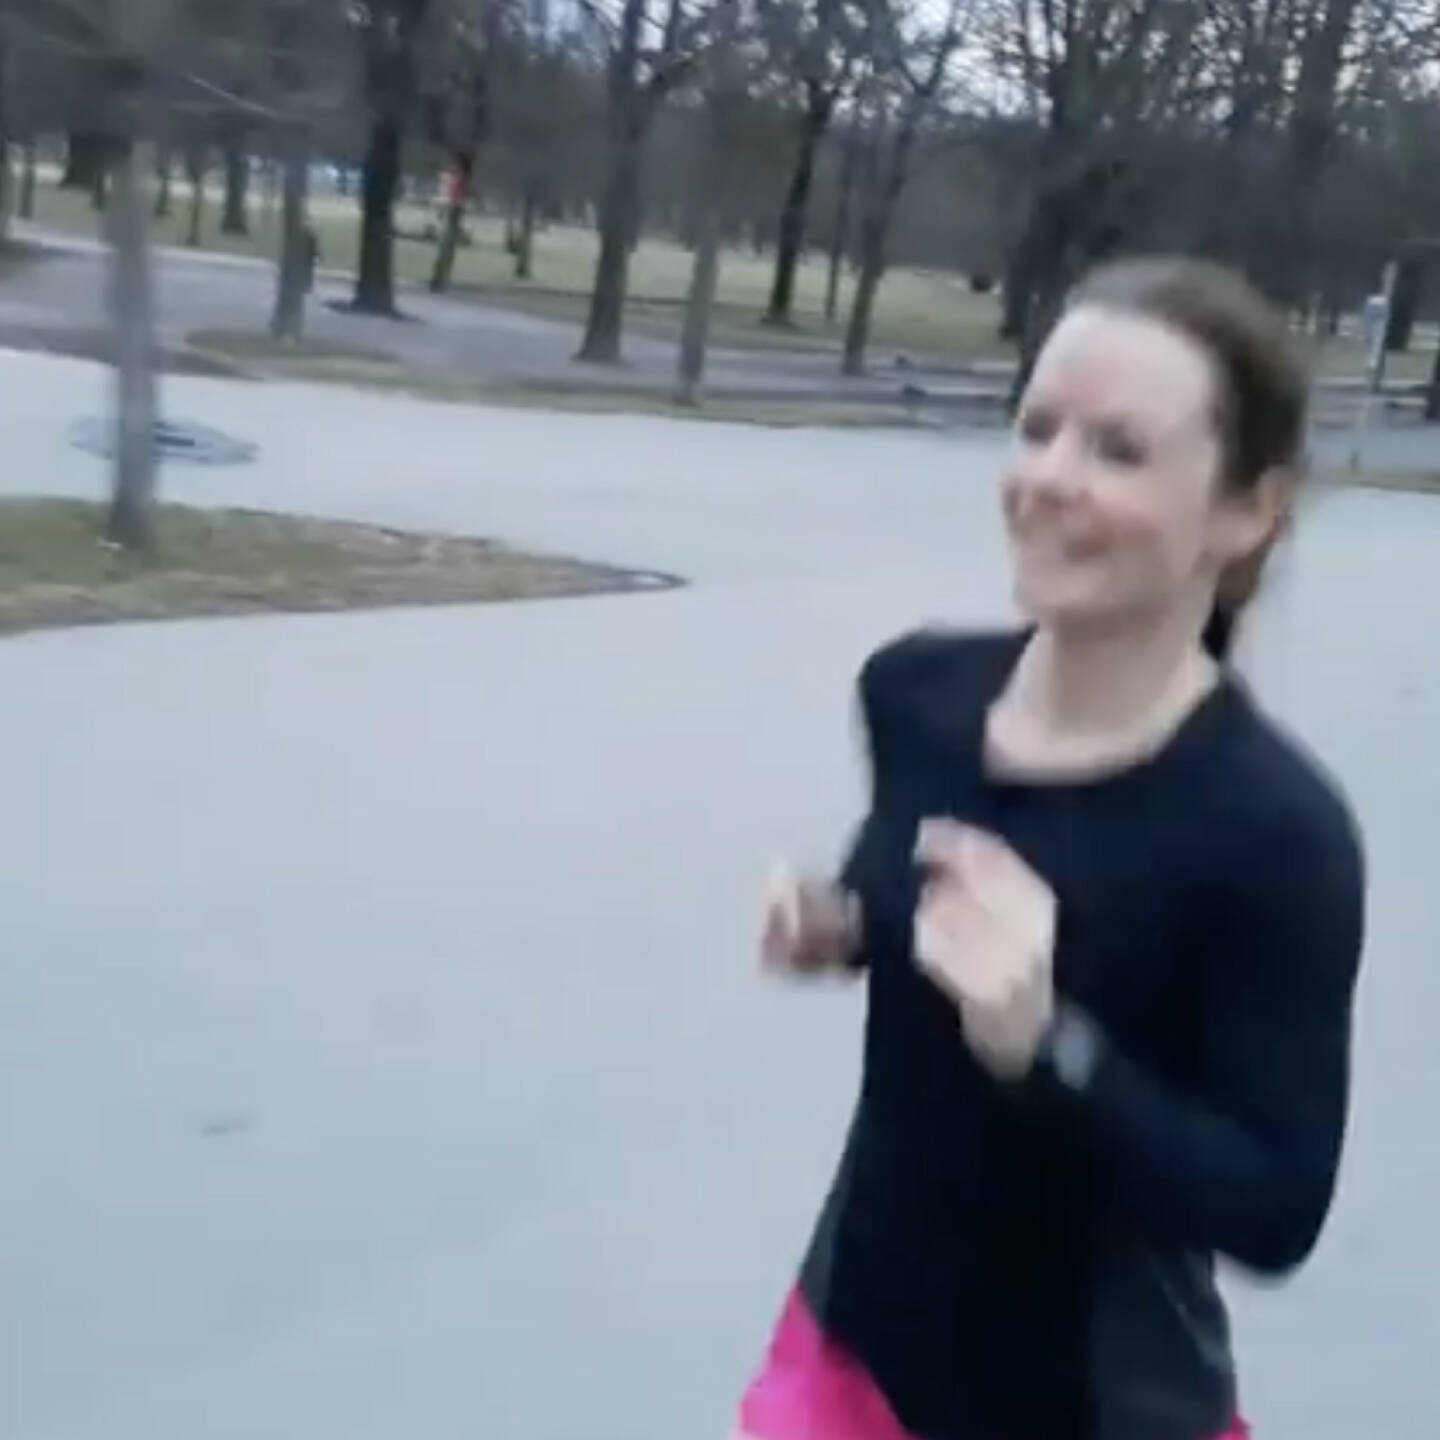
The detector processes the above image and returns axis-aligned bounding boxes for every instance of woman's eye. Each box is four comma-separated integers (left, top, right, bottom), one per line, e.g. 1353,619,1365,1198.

1018,408,1058,445
1093,424,1146,467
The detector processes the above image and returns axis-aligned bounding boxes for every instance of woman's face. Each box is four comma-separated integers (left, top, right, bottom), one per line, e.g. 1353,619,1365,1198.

1002,304,1272,634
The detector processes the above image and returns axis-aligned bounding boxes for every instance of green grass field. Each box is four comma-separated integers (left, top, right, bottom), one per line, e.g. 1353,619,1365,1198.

21,171,1439,384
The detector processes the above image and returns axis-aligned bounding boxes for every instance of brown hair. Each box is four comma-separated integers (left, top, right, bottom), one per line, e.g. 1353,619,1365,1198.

1065,256,1309,660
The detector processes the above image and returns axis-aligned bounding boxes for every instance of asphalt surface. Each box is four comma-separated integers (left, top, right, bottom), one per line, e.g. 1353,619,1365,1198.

0,222,952,401
2,351,1439,1440
5,221,1434,425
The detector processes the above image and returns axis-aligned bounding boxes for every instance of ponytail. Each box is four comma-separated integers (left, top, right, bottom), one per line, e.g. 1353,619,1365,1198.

1203,506,1291,664
1202,603,1238,662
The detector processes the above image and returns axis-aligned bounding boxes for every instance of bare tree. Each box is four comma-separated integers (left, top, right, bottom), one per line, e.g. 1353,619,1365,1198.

219,115,251,233
270,120,310,338
0,18,12,242
675,0,746,401
988,0,1211,398
1273,0,1367,304
759,0,858,326
823,103,860,321
183,132,206,243
840,0,966,376
266,4,321,340
19,134,36,217
152,138,173,216
491,8,595,281
99,0,172,554
575,0,700,363
1427,336,1440,421
427,0,504,293
107,116,159,551
353,0,435,315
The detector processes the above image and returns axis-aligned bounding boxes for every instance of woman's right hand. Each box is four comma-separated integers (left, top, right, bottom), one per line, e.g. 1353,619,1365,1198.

760,864,863,976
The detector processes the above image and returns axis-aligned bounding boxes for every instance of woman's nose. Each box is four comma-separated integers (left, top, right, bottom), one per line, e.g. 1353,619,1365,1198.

1015,430,1083,501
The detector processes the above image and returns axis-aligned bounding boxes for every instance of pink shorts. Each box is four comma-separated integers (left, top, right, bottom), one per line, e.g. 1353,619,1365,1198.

738,1287,1250,1440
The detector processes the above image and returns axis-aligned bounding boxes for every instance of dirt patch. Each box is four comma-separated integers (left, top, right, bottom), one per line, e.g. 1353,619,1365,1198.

189,328,399,368
1312,463,1440,497
0,498,678,638
1339,467,1440,495
0,321,246,378
0,239,52,279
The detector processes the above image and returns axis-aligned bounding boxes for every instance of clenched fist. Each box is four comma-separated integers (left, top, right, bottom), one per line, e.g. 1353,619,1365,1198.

913,819,1057,1078
760,863,864,977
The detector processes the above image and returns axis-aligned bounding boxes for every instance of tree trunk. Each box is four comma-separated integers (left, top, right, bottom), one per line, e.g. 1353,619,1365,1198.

0,32,10,243
1425,339,1440,423
1009,263,1067,411
1383,258,1422,353
999,242,1033,341
675,84,729,408
0,150,11,249
185,144,206,246
221,139,250,235
824,129,857,326
270,128,311,343
577,133,642,363
1276,0,1363,309
62,131,108,190
262,155,279,234
764,98,829,327
515,180,538,279
352,113,402,315
841,216,885,376
675,198,720,405
19,137,36,219
105,138,158,554
91,158,108,212
429,154,472,293
153,146,173,218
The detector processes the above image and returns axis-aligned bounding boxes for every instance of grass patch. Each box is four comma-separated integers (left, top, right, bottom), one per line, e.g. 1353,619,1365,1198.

23,175,1437,382
167,344,965,427
0,498,673,638
24,175,1007,365
492,383,944,429
187,328,397,368
1329,466,1440,495
0,321,244,377
0,238,50,278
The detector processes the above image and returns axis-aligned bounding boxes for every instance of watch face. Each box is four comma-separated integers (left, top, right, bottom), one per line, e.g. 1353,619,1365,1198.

1052,1013,1098,1090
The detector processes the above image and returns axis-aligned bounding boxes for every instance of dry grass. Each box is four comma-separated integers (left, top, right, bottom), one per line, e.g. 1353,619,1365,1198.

0,497,670,637
1332,466,1440,495
22,176,1439,382
26,177,1005,364
0,239,41,278
0,320,245,376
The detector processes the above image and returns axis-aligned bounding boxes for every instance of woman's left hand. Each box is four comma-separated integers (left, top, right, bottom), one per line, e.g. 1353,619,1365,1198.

913,818,1058,1079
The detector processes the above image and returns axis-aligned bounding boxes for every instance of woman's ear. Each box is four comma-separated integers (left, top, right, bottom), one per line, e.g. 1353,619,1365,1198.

1214,465,1297,572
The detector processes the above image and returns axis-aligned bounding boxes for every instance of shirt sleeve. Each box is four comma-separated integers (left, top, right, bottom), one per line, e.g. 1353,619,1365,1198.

1067,800,1365,1274
834,632,942,954
835,642,896,957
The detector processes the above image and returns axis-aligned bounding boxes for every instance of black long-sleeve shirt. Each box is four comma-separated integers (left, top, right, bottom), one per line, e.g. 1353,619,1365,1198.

798,631,1365,1440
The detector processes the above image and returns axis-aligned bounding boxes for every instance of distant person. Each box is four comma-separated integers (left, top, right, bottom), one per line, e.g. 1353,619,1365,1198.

738,258,1366,1440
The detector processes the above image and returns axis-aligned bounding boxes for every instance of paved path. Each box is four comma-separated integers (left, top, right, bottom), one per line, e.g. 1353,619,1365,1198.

2,350,1440,1440
0,223,944,403
8,224,1431,421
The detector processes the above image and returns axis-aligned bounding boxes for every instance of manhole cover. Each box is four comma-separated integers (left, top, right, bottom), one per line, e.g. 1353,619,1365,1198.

69,417,258,466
